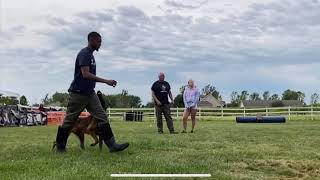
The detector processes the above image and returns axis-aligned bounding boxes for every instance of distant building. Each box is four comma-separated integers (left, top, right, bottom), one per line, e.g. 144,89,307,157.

0,90,20,100
240,100,304,108
198,94,224,108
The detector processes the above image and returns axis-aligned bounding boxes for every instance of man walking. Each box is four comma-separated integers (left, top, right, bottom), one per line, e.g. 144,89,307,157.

151,72,178,134
54,32,129,153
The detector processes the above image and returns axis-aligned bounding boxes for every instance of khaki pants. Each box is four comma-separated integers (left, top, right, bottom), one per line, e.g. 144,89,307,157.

155,104,174,132
61,92,108,129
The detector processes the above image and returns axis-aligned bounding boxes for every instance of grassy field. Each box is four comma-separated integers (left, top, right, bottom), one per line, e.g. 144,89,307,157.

0,120,320,180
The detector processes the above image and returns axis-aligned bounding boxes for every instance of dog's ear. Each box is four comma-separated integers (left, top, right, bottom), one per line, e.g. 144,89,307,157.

97,91,107,109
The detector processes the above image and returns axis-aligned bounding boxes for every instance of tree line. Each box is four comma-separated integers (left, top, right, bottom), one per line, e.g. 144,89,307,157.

228,90,308,107
172,86,319,108
0,95,28,106
40,90,142,108
1,86,320,108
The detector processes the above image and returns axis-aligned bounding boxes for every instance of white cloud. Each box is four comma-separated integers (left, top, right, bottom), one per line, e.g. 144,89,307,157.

1,0,320,104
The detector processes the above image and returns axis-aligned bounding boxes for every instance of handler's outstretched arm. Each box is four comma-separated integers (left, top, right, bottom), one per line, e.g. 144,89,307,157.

81,66,116,86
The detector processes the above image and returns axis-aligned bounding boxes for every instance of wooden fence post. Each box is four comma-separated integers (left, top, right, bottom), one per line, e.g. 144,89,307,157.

288,106,291,120
266,107,268,116
176,108,179,120
311,106,314,120
199,108,201,120
221,107,224,118
108,108,111,121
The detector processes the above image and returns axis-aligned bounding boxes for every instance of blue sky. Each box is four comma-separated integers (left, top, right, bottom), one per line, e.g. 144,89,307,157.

1,0,320,104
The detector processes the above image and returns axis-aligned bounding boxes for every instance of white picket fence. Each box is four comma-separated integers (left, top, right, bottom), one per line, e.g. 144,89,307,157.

106,106,320,121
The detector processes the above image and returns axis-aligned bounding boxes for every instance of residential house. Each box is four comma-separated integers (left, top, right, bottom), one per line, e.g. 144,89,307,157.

198,94,224,108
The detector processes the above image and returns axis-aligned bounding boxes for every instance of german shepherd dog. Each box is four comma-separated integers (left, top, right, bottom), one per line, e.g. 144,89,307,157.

52,91,106,151
71,115,103,150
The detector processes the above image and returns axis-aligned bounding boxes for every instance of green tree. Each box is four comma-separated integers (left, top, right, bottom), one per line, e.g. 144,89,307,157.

19,95,28,105
51,92,69,107
282,89,305,102
127,95,142,108
269,94,279,100
249,92,261,100
229,91,249,107
179,85,186,94
174,94,184,107
282,89,298,100
103,90,142,108
119,89,129,107
263,91,270,100
42,93,50,106
310,93,319,105
297,91,305,102
0,97,19,105
173,85,187,107
39,91,143,108
104,94,117,108
230,91,240,107
239,91,249,101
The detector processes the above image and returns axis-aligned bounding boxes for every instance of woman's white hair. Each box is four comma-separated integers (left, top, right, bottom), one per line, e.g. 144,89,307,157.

187,79,196,87
188,79,194,84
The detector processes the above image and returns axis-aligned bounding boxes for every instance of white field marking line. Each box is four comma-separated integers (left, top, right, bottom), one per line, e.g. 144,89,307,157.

110,174,212,178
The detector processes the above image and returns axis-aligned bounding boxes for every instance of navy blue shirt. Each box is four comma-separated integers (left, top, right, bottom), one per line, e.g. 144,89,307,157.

68,47,96,95
151,80,171,104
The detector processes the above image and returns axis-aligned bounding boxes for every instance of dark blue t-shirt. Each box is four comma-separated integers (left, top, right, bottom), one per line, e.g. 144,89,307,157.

68,47,96,95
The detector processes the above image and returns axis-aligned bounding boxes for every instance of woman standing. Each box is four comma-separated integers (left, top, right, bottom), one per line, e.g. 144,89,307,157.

182,79,200,133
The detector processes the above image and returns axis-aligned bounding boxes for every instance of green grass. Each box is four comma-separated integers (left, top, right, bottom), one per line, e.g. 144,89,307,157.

1,120,320,180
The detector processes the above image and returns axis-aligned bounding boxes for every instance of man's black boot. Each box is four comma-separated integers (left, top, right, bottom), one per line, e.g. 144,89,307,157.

105,137,129,152
98,123,129,153
54,126,70,153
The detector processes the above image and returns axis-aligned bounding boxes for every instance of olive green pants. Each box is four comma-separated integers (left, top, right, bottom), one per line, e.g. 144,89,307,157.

61,92,108,129
155,104,174,132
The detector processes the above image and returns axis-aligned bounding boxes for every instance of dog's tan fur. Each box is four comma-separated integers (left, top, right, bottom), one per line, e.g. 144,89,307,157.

71,115,103,150
52,115,102,151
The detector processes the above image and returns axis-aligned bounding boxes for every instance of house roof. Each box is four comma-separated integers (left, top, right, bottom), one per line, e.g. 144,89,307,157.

242,100,304,107
200,93,223,106
199,95,207,99
200,93,219,101
198,101,213,107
